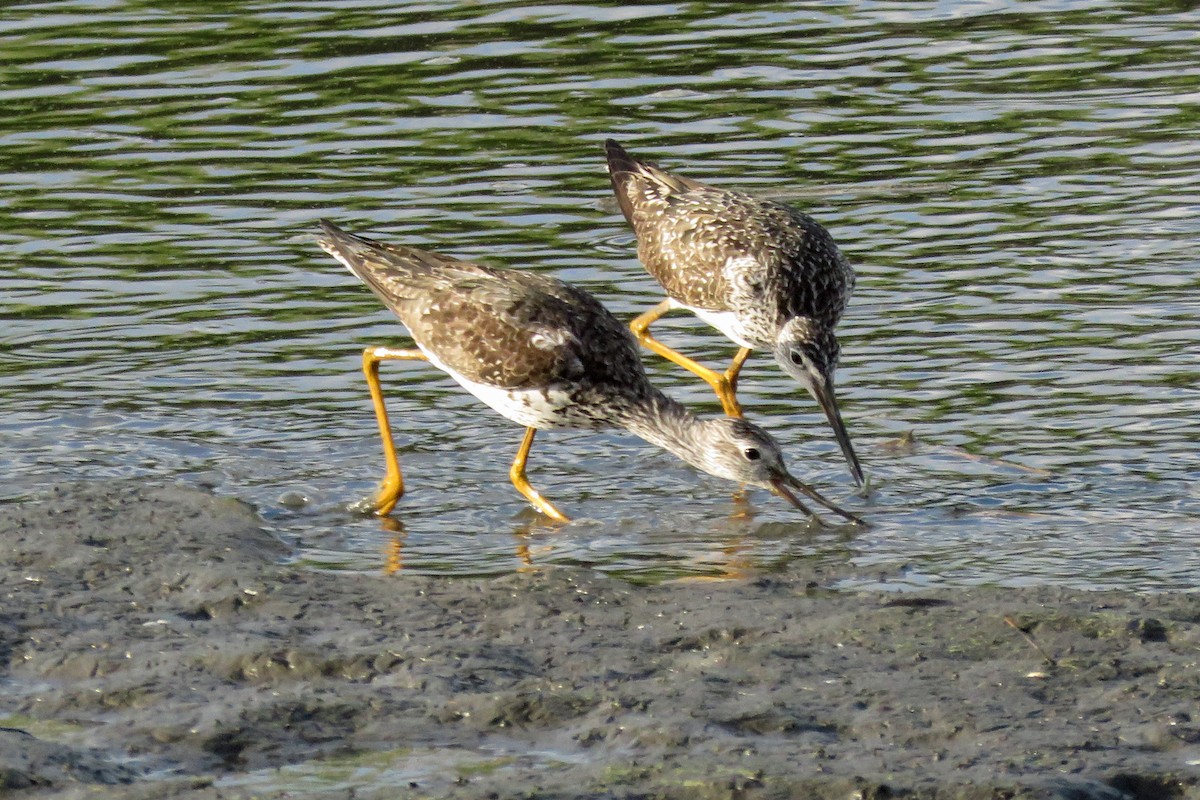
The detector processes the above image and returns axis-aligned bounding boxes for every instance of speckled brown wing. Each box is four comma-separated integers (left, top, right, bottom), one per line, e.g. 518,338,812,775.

607,140,734,312
605,140,855,329
407,270,647,393
748,199,855,330
318,220,646,393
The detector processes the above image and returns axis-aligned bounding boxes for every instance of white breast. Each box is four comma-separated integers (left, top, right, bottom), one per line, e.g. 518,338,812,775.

686,305,757,349
671,255,769,348
669,296,758,349
419,344,576,429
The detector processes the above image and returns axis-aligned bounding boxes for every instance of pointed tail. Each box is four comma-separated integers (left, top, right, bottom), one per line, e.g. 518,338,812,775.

604,138,640,225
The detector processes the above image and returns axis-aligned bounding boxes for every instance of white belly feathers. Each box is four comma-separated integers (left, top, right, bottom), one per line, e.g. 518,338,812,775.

418,344,577,429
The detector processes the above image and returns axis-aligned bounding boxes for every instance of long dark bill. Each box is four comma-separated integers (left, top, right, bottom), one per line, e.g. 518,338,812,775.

771,476,864,526
768,480,817,521
812,378,865,488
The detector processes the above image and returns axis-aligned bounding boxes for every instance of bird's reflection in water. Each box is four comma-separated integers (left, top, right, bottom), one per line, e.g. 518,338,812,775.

671,534,753,582
376,514,554,575
378,516,406,576
510,518,557,573
374,501,850,579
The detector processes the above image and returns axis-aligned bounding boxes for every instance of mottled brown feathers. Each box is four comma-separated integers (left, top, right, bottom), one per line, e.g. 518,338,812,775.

317,218,855,517
603,140,855,338
317,219,646,393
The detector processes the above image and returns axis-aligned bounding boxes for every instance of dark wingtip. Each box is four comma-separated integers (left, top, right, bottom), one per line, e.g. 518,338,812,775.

603,138,634,172
604,139,638,224
316,218,358,255
315,219,384,263
316,219,384,251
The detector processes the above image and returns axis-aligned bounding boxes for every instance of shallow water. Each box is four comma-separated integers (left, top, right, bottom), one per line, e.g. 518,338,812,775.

3,0,1199,589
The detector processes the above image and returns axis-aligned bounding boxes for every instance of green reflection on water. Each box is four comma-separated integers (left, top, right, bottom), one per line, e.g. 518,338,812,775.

1,0,1198,586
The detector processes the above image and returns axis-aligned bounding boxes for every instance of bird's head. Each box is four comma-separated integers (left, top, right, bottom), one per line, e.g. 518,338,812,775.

772,318,864,487
697,417,861,524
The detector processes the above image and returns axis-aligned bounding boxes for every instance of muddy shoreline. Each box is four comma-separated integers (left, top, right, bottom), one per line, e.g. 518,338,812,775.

2,481,1198,799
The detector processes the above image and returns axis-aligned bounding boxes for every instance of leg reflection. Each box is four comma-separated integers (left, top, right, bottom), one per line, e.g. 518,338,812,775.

512,520,559,573
376,516,556,576
379,516,406,576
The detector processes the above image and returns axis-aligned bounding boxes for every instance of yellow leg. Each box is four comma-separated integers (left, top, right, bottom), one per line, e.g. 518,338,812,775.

361,345,427,516
630,299,744,418
724,347,753,394
509,427,570,522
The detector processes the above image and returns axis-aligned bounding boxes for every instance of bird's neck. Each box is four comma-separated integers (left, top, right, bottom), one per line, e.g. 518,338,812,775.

618,389,710,468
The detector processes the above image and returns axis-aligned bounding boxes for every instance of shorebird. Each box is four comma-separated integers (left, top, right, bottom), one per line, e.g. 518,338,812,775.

316,219,860,524
605,139,865,487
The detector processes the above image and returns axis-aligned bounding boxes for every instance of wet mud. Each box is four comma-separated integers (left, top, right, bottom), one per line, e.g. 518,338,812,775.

2,481,1198,799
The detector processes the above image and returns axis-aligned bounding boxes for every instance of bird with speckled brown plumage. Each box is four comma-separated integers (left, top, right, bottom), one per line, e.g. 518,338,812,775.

316,219,861,525
605,139,865,488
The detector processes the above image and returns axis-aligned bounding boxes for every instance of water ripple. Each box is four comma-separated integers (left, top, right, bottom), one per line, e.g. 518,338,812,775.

2,0,1198,587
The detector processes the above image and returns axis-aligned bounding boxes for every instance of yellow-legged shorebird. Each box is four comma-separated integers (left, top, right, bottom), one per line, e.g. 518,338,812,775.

316,219,860,525
605,139,865,487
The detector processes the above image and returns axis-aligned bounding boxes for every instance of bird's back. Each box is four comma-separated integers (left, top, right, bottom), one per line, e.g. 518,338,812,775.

318,220,650,405
605,140,854,334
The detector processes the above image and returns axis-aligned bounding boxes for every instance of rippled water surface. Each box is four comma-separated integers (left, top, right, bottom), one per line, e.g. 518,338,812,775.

3,0,1199,589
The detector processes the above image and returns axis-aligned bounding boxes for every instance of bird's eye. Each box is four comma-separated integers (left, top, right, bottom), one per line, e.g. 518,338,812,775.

790,351,803,365
743,447,761,461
